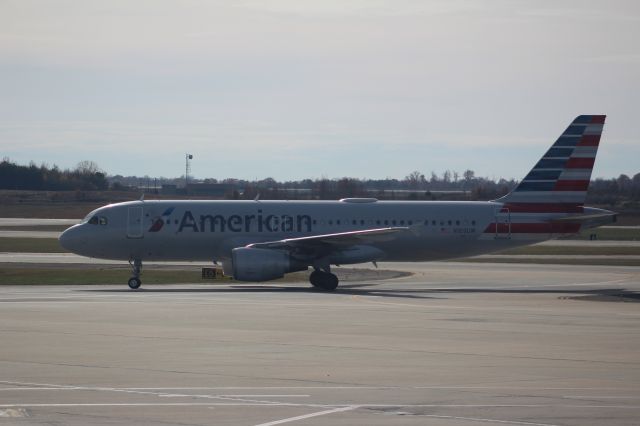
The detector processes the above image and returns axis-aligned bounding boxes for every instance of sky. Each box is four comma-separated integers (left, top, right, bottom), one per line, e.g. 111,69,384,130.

1,0,638,181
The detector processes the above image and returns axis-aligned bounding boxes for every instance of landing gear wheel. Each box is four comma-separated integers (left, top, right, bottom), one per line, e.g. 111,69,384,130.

128,277,141,289
309,270,339,291
128,259,142,289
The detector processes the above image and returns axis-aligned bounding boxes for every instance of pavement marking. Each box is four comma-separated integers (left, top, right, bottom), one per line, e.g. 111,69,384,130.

563,396,640,399
0,403,639,409
0,381,306,406
3,381,640,392
217,395,310,398
420,414,559,426
0,403,296,407
253,406,359,426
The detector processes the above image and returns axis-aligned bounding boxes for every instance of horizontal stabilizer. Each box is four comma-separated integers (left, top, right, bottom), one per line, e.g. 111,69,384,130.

549,207,617,229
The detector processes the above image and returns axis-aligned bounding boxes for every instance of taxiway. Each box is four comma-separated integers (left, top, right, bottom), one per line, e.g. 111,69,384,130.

1,262,639,425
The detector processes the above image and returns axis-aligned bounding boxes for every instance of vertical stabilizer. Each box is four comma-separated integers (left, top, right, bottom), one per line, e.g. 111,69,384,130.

496,115,605,212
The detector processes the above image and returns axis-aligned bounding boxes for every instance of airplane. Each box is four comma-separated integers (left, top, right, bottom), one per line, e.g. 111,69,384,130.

59,115,616,291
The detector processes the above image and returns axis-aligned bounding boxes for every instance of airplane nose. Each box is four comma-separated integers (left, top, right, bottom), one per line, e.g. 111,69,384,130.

59,225,86,253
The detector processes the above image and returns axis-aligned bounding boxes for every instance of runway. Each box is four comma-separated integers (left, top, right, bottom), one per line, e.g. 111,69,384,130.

1,262,639,425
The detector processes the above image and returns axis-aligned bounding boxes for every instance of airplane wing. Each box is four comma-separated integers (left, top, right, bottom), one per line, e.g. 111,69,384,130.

247,227,409,252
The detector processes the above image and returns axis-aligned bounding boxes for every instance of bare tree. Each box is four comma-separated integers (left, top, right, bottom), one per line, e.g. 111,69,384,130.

76,160,102,175
405,171,422,189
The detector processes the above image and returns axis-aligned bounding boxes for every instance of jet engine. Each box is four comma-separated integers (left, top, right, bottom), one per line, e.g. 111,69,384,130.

231,247,306,282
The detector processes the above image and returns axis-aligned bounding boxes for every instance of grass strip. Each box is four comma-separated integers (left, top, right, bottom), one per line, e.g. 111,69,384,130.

570,227,640,241
453,257,640,267
0,268,218,285
0,238,67,253
499,246,640,256
0,225,71,232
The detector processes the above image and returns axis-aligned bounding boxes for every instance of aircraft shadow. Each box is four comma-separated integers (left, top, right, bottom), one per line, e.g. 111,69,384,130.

81,283,640,302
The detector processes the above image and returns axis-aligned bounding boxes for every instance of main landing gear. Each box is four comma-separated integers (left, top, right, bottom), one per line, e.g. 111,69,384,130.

128,259,142,289
309,269,339,291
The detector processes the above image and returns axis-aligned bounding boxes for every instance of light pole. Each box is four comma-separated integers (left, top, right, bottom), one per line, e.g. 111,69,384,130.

185,153,193,191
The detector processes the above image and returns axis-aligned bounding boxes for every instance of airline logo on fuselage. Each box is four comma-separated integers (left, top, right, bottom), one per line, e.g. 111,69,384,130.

149,208,312,233
148,207,175,232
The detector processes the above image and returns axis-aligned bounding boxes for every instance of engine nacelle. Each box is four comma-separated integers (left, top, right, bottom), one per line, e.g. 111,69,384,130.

231,247,306,282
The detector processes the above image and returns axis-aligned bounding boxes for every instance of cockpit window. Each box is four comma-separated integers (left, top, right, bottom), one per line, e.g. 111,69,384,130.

87,215,108,225
82,210,98,223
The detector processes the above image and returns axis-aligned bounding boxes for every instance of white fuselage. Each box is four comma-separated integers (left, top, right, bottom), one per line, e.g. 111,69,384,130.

60,199,562,263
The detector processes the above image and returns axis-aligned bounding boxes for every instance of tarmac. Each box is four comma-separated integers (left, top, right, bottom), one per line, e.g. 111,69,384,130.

1,262,639,425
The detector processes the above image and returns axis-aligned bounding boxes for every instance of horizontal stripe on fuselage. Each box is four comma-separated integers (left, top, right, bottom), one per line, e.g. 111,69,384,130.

552,134,600,147
558,169,592,180
553,180,589,191
566,157,595,168
524,170,563,180
515,181,556,191
500,203,583,213
484,222,581,234
577,134,600,146
570,146,598,157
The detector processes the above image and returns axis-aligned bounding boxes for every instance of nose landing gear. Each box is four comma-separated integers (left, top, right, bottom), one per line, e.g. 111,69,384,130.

128,259,142,289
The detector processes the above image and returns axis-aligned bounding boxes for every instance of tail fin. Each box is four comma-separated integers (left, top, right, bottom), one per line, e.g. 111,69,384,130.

496,115,605,212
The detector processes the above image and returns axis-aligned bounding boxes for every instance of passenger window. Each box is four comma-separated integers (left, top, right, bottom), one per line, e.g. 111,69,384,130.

88,216,99,225
352,220,357,225
448,220,452,226
336,220,341,225
384,220,389,225
376,220,381,225
360,220,365,225
400,220,405,225
408,220,412,225
432,220,436,226
424,220,429,225
99,216,108,225
456,220,460,226
471,220,476,225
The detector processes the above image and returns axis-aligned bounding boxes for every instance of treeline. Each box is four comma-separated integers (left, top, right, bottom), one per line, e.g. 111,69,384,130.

0,159,108,191
587,174,640,205
220,171,517,201
216,170,640,205
2,159,639,206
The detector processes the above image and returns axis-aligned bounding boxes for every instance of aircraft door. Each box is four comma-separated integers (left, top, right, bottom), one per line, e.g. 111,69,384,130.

127,206,144,239
494,207,511,239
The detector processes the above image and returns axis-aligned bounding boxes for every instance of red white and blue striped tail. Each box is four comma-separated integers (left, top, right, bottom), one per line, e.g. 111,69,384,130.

495,114,605,213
